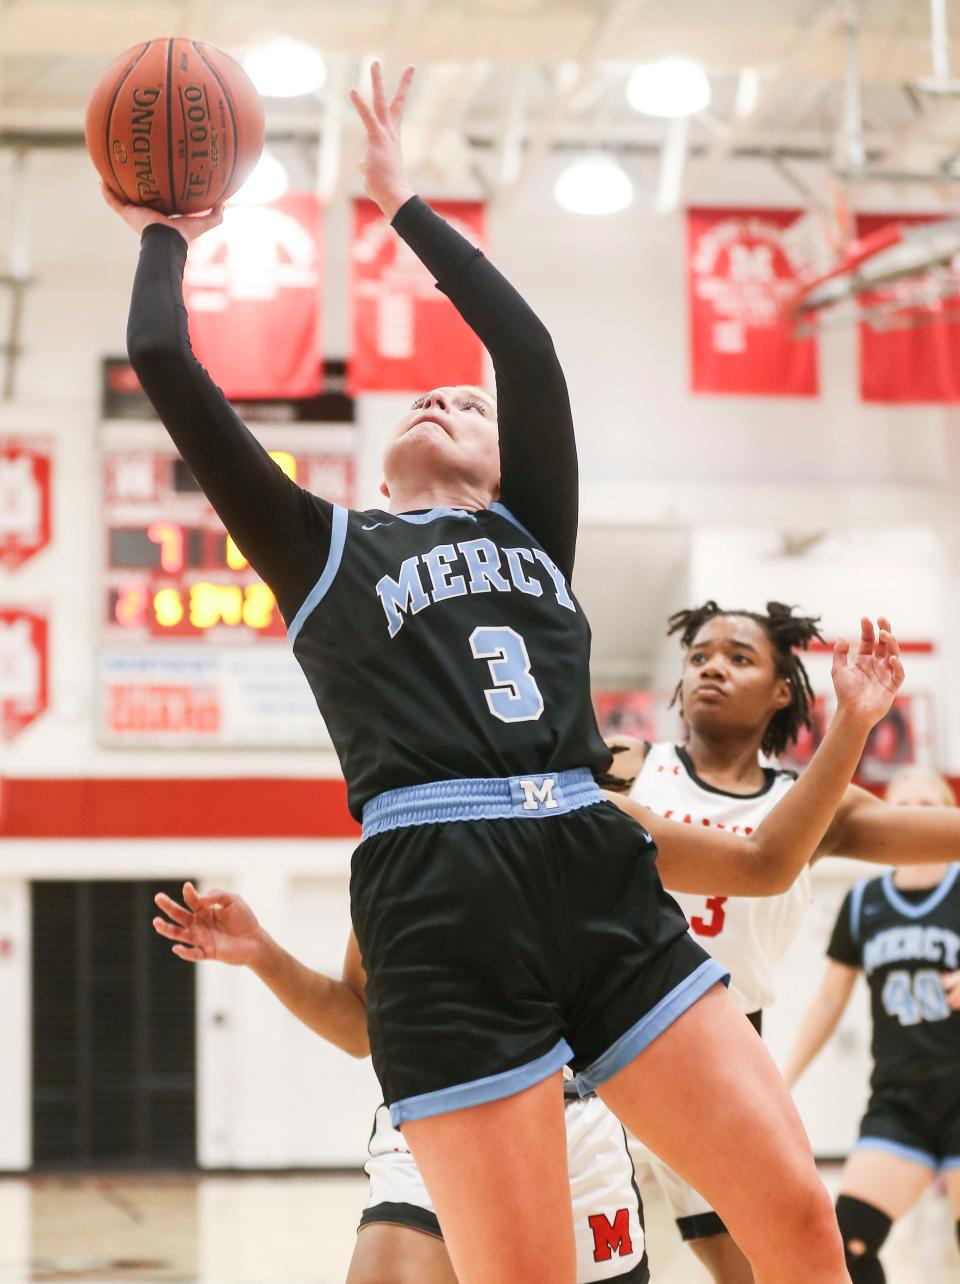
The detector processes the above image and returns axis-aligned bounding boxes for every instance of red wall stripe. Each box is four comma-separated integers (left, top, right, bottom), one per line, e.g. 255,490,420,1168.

807,640,934,654
0,778,360,839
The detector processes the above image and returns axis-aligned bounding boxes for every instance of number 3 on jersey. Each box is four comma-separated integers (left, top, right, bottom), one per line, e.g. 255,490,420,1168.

690,896,728,937
470,626,544,723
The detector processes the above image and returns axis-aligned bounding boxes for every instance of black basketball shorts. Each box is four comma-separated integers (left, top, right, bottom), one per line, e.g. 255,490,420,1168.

856,1072,960,1172
351,769,727,1128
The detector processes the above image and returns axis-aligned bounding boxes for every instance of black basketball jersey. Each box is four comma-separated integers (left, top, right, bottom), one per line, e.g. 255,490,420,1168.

828,867,960,1087
288,502,611,819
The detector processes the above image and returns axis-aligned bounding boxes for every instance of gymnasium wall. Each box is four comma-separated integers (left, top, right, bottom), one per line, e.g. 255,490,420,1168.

2,142,956,1168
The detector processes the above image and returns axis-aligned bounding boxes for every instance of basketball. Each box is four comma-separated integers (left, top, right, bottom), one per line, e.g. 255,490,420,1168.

84,37,265,215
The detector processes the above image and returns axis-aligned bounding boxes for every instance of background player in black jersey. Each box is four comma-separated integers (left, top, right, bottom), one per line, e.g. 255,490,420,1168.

107,62,903,1284
785,766,960,1284
608,602,960,1284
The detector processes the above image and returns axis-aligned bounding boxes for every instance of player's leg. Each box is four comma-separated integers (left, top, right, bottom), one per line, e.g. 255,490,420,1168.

346,1222,459,1284
942,1167,960,1257
594,984,846,1284
403,1072,576,1284
565,1093,649,1281
639,1144,753,1284
351,1103,460,1283
836,1146,934,1283
687,1235,755,1284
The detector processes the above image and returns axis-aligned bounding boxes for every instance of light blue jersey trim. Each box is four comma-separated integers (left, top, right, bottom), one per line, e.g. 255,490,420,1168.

389,1037,573,1128
489,501,538,544
574,959,730,1097
395,507,478,524
287,504,348,646
856,1136,938,1171
850,879,869,945
882,865,960,919
362,768,603,839
940,1155,960,1172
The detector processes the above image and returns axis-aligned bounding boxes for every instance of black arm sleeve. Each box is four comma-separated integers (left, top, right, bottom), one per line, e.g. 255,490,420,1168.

126,223,332,623
392,197,578,580
826,890,863,967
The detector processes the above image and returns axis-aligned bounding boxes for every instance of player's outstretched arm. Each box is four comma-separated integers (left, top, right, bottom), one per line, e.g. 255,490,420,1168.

351,63,578,578
781,959,859,1088
153,884,369,1058
105,185,330,624
610,618,904,895
821,783,960,866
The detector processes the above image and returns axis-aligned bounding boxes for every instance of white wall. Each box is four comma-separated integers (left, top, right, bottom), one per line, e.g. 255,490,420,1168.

0,840,380,1171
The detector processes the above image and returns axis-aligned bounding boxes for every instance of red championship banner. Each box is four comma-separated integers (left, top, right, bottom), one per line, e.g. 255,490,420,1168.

0,608,48,741
857,213,960,403
0,440,52,570
184,193,323,400
687,207,818,396
350,199,486,394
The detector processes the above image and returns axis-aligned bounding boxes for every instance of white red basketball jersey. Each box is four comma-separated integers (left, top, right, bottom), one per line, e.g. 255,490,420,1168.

630,742,811,1013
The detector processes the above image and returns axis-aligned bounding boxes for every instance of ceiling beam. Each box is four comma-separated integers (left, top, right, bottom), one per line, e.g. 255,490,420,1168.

674,3,843,211
492,0,650,207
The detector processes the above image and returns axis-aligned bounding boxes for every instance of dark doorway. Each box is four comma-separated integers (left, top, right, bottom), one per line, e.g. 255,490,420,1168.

32,880,196,1168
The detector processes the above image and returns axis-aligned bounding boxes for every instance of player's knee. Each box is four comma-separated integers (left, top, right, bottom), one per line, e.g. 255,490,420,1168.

835,1195,891,1284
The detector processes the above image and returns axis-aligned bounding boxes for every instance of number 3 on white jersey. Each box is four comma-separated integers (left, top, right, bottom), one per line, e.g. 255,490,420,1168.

469,626,544,723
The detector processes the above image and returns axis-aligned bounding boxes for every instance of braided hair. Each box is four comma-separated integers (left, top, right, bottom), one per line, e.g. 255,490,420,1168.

666,600,823,758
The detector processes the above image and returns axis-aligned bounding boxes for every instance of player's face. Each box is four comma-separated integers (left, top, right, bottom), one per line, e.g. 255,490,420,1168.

886,775,951,808
381,386,499,500
680,616,791,738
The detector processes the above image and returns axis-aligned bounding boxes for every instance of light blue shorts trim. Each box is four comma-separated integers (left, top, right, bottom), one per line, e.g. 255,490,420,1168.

855,1136,938,1171
362,768,603,839
389,1037,574,1129
940,1155,960,1171
574,958,730,1097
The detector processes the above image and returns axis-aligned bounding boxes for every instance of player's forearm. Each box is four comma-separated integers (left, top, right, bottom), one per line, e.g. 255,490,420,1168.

782,994,846,1087
249,933,370,1058
748,708,873,889
831,798,960,864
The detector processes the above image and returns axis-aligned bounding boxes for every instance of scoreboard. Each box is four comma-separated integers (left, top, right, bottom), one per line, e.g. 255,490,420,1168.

103,448,353,642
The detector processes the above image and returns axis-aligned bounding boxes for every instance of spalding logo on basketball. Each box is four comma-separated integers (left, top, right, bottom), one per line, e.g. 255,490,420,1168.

85,37,265,215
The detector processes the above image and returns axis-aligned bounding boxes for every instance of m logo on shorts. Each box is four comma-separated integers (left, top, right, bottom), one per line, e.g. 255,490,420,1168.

588,1209,634,1263
519,777,558,811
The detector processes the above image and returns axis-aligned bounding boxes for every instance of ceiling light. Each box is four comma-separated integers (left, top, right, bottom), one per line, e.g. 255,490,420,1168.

555,156,633,216
243,37,327,98
627,57,711,118
227,152,289,206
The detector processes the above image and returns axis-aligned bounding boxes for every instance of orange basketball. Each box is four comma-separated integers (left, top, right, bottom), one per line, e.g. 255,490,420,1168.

85,37,265,215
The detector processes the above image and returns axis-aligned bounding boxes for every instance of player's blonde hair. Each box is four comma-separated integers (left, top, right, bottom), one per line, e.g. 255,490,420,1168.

884,765,957,808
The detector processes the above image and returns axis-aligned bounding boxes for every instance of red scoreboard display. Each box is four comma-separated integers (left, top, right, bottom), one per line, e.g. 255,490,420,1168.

104,448,354,641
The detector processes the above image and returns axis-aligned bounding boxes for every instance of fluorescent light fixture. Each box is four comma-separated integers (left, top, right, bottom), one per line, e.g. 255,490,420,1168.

243,37,327,98
228,152,290,206
627,57,711,118
555,156,633,216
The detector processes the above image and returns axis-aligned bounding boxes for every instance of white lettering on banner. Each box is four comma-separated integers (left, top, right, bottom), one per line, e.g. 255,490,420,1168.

0,457,40,542
185,206,320,307
519,778,558,811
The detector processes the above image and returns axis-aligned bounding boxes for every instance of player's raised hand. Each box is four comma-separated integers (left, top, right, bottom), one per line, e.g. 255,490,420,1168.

153,882,265,965
349,61,415,219
101,182,224,245
831,616,904,729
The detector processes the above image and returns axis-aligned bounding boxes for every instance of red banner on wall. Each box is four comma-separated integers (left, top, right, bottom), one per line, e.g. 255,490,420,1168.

687,207,818,396
857,213,960,403
350,200,486,394
184,193,323,400
0,440,51,570
0,608,48,741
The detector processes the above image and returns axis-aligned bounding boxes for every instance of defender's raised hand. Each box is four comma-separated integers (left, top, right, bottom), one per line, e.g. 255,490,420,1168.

349,61,415,219
831,616,904,729
153,882,265,965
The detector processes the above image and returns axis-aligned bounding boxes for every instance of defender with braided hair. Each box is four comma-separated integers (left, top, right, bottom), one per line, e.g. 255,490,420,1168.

609,601,960,1284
